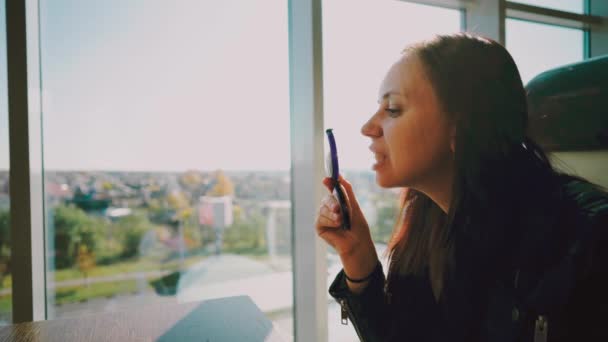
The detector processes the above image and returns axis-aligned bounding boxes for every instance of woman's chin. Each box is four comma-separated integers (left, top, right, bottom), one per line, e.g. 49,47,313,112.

375,172,395,188
375,171,411,189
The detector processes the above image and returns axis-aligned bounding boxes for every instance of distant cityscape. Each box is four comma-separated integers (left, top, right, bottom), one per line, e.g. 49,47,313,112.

0,168,399,273
0,169,398,223
0,168,397,338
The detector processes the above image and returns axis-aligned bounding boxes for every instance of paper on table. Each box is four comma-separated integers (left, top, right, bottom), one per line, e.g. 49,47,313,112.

156,295,287,342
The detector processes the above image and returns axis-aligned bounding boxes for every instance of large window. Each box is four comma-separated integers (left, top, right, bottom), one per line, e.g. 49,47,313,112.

3,0,606,340
322,0,461,339
0,0,10,326
509,0,585,14
39,0,293,337
506,18,585,84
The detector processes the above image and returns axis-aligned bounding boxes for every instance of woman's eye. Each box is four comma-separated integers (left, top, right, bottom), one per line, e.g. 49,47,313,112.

386,108,401,117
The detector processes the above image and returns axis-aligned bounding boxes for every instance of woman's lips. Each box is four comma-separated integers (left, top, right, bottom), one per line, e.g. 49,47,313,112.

369,145,386,170
372,153,386,170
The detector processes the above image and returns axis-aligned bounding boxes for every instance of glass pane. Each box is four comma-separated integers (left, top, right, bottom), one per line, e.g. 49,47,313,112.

506,18,584,85
509,0,585,14
322,0,461,340
0,0,11,326
40,0,292,338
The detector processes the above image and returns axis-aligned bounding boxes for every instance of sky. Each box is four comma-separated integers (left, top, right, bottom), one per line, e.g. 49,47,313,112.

0,0,585,172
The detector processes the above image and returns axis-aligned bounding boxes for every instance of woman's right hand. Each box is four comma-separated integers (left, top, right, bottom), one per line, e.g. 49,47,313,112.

316,175,376,260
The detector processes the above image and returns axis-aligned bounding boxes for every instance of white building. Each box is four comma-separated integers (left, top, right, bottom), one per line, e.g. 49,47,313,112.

198,196,233,229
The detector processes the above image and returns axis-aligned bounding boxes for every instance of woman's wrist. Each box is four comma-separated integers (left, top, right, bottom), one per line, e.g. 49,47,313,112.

344,257,379,295
344,259,381,283
340,243,379,283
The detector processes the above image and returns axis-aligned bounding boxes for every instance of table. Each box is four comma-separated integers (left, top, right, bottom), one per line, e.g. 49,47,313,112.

0,295,289,342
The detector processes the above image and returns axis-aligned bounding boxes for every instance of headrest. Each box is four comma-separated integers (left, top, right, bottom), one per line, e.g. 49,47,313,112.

526,55,608,151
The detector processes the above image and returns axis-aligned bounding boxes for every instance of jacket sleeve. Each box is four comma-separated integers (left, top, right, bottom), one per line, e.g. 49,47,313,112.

328,262,392,342
569,192,608,340
562,178,608,340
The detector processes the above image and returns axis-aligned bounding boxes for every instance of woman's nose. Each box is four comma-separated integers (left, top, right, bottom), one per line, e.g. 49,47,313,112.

361,115,381,138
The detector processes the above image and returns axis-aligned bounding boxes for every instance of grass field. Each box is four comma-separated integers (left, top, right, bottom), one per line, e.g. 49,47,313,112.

1,253,208,289
0,249,275,320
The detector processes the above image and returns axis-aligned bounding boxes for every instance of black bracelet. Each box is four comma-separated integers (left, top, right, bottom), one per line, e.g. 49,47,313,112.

344,260,381,283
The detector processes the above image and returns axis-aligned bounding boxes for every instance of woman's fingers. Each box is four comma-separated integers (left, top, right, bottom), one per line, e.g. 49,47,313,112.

321,194,340,213
320,204,341,222
337,175,360,213
317,214,342,229
316,199,343,230
322,177,334,192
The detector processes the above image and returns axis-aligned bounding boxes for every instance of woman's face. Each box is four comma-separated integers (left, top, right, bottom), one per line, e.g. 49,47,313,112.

361,53,453,189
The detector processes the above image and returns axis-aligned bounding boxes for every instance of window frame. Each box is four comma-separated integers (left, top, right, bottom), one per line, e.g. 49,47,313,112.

506,1,601,29
288,0,328,341
6,0,46,323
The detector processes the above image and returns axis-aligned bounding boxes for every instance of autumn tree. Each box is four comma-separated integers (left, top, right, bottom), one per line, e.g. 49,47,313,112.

208,170,234,197
179,170,204,190
76,244,95,285
167,191,193,221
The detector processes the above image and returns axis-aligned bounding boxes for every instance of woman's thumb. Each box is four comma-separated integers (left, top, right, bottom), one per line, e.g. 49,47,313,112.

322,177,334,193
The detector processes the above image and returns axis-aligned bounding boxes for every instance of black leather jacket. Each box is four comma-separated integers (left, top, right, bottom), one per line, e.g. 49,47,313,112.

329,176,608,341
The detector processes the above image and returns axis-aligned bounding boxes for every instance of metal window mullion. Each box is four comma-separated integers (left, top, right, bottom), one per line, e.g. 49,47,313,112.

464,0,505,44
288,0,327,341
506,2,602,29
589,0,608,57
399,0,473,11
6,0,46,323
584,0,590,59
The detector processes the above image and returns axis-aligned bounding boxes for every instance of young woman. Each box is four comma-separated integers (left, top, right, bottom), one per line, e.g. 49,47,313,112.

316,33,608,342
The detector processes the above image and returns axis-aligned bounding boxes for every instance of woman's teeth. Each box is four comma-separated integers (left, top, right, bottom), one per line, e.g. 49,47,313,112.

374,154,386,162
373,154,386,170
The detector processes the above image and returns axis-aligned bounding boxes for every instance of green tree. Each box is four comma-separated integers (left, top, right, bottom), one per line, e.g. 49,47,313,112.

0,209,9,258
53,204,106,269
183,222,202,250
115,213,152,259
223,209,265,253
0,209,10,288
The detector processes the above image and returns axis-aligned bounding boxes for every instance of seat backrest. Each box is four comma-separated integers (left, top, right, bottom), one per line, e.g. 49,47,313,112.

551,151,608,189
526,55,608,190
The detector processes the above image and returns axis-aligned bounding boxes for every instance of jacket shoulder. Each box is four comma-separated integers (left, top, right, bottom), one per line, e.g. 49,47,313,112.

559,174,608,220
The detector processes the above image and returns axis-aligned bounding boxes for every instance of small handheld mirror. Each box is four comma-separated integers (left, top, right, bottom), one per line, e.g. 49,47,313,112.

325,128,351,230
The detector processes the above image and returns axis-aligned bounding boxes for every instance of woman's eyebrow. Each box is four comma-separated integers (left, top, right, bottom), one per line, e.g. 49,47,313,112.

377,91,406,104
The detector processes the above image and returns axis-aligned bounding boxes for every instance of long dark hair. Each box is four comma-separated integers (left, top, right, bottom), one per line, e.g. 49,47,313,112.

385,33,561,301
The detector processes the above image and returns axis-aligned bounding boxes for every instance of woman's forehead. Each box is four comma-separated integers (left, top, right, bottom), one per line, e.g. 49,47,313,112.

378,55,421,102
